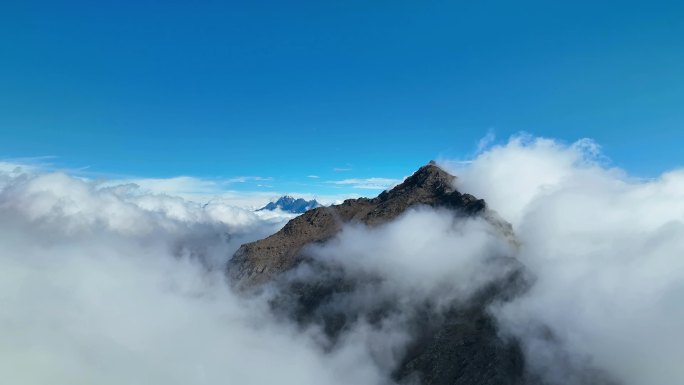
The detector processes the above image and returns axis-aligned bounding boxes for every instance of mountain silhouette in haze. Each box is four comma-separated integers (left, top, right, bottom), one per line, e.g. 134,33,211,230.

257,195,320,214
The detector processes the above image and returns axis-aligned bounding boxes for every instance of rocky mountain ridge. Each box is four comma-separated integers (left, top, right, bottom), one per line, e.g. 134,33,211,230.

258,195,320,214
226,162,613,385
229,162,494,287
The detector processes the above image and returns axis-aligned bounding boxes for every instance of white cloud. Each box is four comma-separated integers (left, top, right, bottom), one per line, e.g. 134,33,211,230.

328,178,401,190
307,175,320,179
96,178,350,210
102,175,271,197
225,176,273,183
271,135,684,385
442,135,684,385
0,158,55,182
5,134,683,385
0,166,383,385
306,206,516,303
476,129,496,153
108,176,225,195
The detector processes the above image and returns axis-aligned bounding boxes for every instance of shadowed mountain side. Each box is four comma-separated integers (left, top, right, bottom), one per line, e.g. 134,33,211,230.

268,257,540,385
225,162,617,385
228,163,490,287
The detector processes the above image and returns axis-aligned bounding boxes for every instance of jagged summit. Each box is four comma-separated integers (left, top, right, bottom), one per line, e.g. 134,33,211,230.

225,163,611,385
377,163,454,200
390,162,455,193
258,195,320,214
228,163,487,287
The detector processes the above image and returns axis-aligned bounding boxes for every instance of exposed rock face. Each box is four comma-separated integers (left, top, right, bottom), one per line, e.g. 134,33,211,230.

268,259,536,385
229,163,489,287
226,163,613,385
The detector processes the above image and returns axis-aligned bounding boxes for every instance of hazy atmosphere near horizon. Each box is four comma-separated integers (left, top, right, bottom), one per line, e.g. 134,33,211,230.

2,2,684,385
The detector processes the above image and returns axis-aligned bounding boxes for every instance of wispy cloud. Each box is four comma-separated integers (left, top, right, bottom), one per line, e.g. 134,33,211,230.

226,176,273,183
101,175,272,194
0,161,39,175
101,176,263,194
0,159,363,208
0,165,378,385
477,129,496,153
328,177,401,190
0,155,58,164
0,156,94,176
333,167,352,172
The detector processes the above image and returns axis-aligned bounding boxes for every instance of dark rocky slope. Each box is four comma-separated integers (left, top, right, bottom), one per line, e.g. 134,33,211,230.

229,162,495,287
226,163,613,385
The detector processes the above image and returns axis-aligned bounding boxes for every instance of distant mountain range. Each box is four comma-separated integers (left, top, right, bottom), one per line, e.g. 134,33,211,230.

257,196,321,214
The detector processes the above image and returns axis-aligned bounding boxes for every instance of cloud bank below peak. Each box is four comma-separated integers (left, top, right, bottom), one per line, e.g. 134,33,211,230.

0,165,384,385
3,134,684,385
441,135,684,385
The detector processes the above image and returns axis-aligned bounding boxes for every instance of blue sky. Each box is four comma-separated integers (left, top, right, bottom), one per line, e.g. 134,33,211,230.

1,1,683,197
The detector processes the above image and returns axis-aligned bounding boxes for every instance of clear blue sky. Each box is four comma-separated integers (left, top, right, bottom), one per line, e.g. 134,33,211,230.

1,1,683,194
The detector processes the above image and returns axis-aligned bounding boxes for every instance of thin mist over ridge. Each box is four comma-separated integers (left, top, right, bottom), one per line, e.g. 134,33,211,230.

1,135,683,385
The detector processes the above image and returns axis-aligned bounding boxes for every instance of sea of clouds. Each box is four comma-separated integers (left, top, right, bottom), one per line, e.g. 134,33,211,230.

449,136,684,385
0,168,384,385
2,135,683,385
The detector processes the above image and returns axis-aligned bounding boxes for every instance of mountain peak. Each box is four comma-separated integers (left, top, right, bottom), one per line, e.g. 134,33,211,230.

230,163,487,287
380,162,456,198
227,163,522,385
258,196,320,214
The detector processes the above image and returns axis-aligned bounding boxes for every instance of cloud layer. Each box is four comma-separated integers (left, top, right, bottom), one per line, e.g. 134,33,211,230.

0,169,383,385
328,177,402,190
3,135,684,385
446,136,684,385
